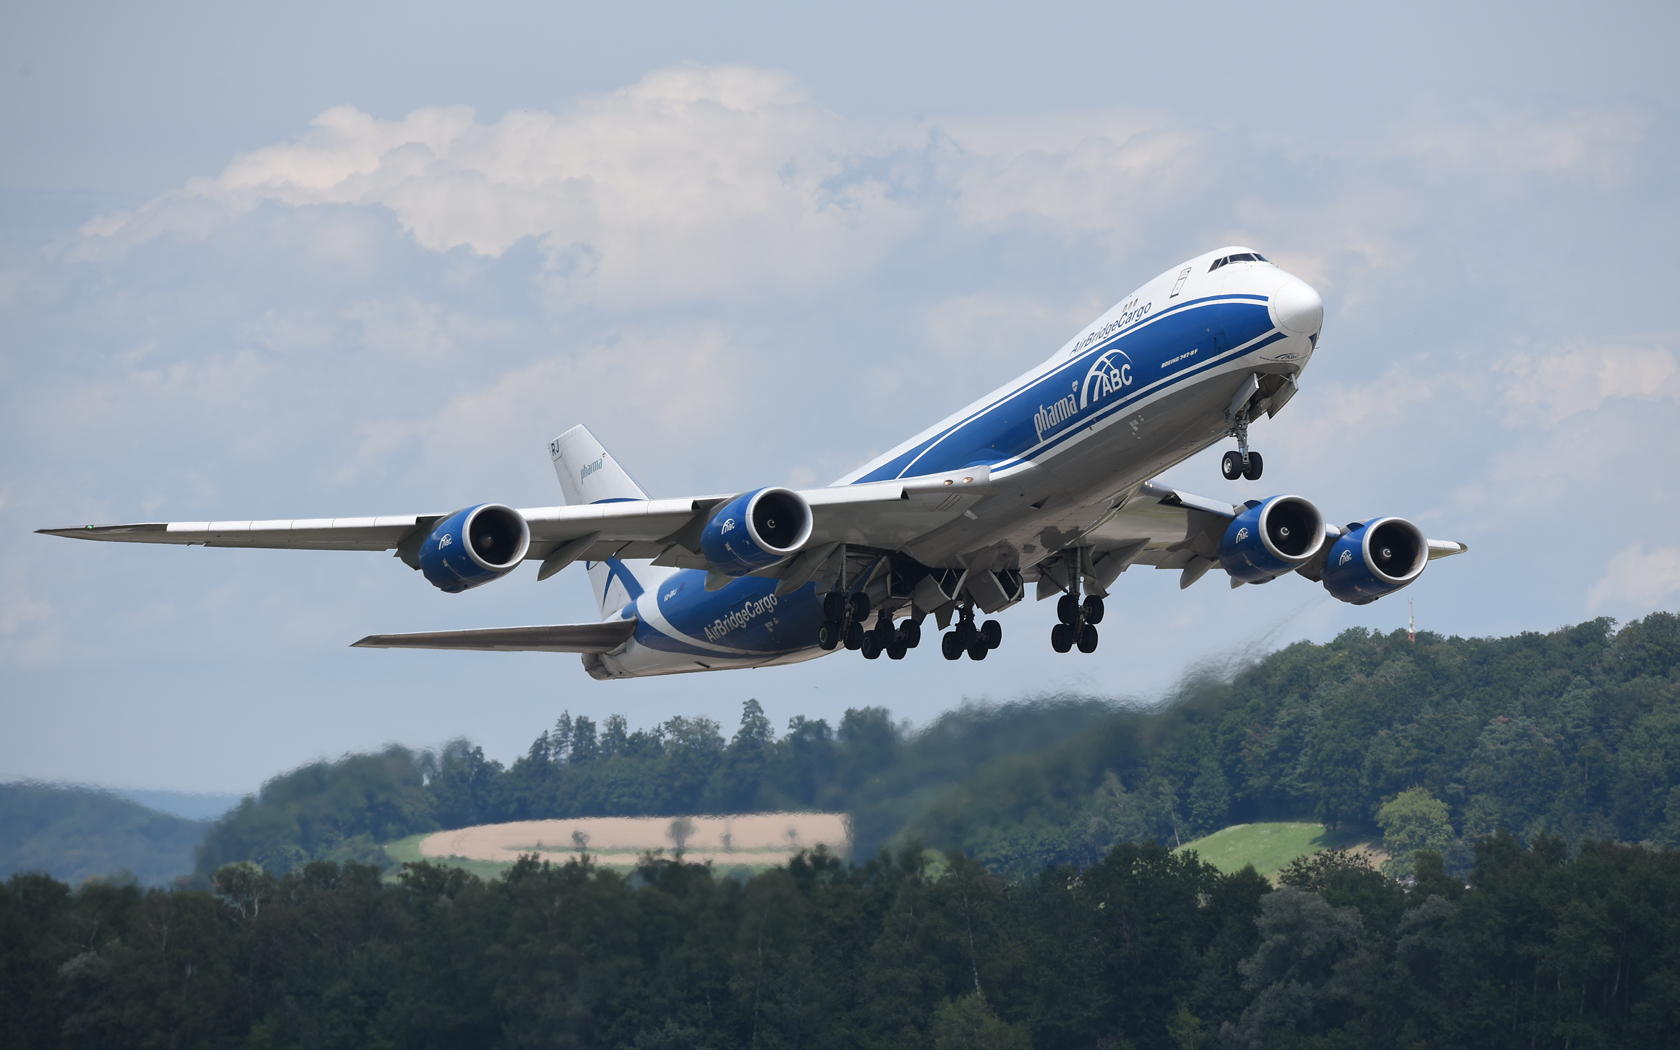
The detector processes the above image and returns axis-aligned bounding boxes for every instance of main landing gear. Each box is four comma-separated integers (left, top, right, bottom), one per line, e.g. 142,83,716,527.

941,604,1002,661
818,589,923,660
1051,572,1102,654
1221,412,1263,481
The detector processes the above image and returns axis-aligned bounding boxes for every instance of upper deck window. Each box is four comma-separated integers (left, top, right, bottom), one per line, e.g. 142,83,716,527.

1208,252,1267,271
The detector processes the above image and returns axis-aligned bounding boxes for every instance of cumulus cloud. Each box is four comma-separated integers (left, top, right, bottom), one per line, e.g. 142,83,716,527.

1499,341,1679,422
1589,543,1680,612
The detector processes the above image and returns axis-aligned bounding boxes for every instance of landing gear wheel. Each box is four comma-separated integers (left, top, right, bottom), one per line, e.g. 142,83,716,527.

1077,624,1099,653
1242,451,1264,481
899,622,923,649
980,619,1003,649
1057,593,1080,625
1222,450,1244,480
823,591,847,622
861,634,883,659
849,592,872,621
1082,596,1105,625
941,632,964,660
817,620,842,650
874,618,897,646
887,641,908,660
845,621,865,650
1051,623,1074,653
968,641,989,661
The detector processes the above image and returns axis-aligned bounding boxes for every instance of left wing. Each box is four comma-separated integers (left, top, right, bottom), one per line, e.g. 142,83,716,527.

350,620,637,653
36,466,994,572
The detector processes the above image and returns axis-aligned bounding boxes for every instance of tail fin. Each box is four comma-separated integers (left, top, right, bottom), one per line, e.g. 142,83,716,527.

550,424,650,505
547,425,665,619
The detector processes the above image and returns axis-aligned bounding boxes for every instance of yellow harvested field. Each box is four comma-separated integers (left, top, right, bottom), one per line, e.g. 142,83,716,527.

418,812,851,868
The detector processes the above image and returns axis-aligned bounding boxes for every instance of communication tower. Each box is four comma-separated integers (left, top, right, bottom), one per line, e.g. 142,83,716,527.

1408,599,1416,644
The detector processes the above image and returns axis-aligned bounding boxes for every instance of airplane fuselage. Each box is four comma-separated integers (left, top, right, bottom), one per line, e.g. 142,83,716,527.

588,247,1323,678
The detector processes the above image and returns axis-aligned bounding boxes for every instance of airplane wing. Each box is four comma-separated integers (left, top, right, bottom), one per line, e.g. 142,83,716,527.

1068,480,1467,595
350,619,637,653
35,466,993,575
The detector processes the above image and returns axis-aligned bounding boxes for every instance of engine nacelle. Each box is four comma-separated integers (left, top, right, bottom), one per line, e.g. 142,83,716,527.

1320,517,1428,604
418,503,531,593
1219,495,1327,584
700,487,813,577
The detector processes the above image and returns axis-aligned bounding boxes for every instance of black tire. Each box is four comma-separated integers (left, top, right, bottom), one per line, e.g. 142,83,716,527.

1222,450,1244,480
850,592,872,621
875,617,896,644
980,619,1003,649
1057,593,1079,626
1077,623,1099,653
968,641,988,661
817,620,842,650
1242,451,1264,481
941,632,963,660
900,621,923,649
1083,595,1104,625
1051,623,1074,653
845,621,865,650
887,641,907,660
861,634,882,659
823,590,847,622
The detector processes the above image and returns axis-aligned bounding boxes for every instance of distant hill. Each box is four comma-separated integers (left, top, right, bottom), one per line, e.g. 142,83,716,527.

0,782,208,886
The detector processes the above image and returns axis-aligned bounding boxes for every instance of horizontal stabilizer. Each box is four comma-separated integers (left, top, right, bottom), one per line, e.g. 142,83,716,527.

351,619,637,653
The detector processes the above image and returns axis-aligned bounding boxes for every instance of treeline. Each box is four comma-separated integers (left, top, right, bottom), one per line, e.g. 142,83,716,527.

196,612,1680,879
5,835,1677,1049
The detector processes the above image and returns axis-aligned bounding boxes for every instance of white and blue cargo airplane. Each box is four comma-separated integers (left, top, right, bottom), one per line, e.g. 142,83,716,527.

41,247,1465,679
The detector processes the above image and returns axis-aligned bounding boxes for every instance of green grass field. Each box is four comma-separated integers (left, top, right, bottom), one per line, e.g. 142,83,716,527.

1174,822,1368,880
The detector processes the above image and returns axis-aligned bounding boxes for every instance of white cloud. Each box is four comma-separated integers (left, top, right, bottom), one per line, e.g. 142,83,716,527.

1589,543,1680,612
1499,341,1679,423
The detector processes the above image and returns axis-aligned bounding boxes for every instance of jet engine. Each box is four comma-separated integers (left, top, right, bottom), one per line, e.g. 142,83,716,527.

1219,495,1327,584
700,487,813,577
1320,517,1428,604
417,503,531,593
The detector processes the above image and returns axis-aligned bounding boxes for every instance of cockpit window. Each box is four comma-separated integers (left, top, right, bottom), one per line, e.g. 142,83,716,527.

1208,252,1267,271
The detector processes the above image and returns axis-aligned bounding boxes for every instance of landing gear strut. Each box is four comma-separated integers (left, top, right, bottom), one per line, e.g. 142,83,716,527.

1222,414,1263,481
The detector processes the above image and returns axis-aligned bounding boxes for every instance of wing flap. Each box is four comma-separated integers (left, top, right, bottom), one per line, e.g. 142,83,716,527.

350,619,638,653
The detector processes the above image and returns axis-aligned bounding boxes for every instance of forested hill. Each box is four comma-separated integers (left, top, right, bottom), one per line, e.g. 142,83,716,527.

0,783,207,886
195,611,1680,880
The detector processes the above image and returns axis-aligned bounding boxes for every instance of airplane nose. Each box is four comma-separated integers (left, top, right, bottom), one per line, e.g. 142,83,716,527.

1269,277,1323,336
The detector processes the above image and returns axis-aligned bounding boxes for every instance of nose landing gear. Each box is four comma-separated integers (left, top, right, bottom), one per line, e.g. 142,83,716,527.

1222,412,1263,481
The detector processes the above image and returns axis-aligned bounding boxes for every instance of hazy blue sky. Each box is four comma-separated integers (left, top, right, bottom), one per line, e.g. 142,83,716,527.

3,1,1676,794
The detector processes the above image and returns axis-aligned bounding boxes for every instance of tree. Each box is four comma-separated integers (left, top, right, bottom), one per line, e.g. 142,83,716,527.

1377,787,1453,879
933,992,1033,1050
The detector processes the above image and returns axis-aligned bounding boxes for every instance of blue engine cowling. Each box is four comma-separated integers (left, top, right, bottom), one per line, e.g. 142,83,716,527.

1320,517,1428,604
418,503,531,593
700,487,814,577
1219,495,1327,584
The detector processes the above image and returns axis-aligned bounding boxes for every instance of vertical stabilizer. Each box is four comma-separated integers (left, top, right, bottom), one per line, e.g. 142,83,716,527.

546,425,667,620
550,424,650,506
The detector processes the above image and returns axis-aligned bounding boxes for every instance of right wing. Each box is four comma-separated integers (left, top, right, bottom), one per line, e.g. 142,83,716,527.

350,619,637,653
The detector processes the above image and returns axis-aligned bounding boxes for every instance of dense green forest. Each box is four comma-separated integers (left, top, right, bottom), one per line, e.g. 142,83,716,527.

4,836,1675,1049
197,613,1680,880
0,783,207,887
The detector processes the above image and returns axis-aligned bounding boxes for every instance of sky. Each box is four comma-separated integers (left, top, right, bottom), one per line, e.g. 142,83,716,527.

2,0,1677,795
